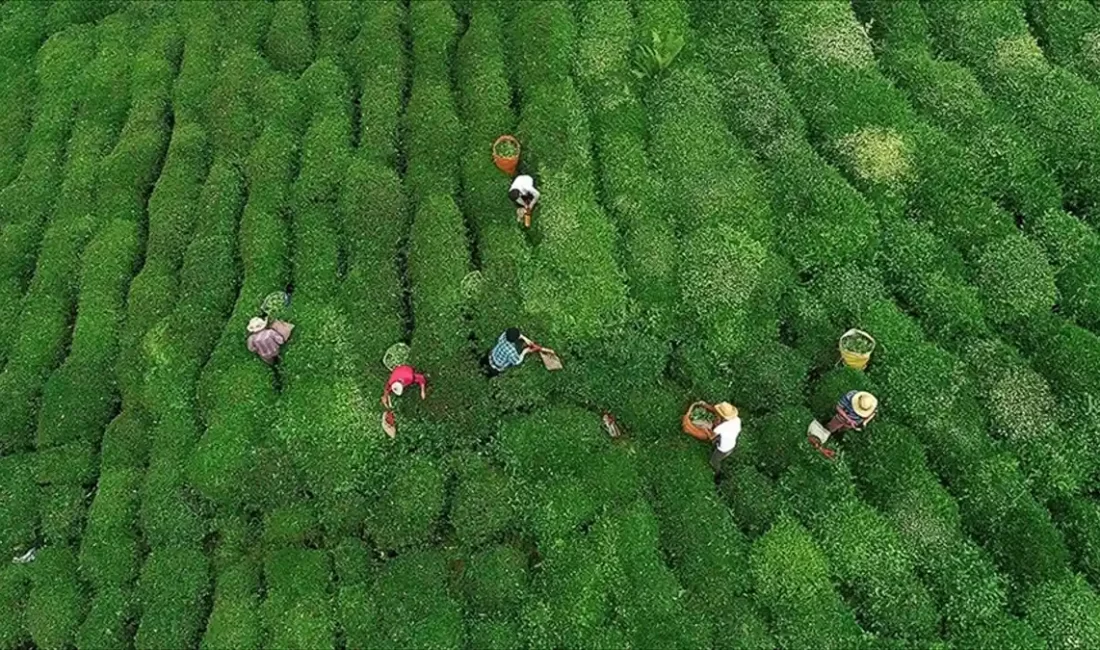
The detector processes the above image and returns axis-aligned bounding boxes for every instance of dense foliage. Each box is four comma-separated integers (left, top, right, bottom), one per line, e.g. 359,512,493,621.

2,1,1099,648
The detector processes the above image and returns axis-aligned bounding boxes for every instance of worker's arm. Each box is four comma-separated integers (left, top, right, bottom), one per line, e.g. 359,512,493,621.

415,374,427,399
271,320,294,341
381,386,392,409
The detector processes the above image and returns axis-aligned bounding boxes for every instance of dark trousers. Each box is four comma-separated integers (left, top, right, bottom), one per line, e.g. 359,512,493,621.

710,447,731,474
480,352,501,378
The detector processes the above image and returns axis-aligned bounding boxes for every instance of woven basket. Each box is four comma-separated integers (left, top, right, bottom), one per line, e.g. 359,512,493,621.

492,135,520,176
839,328,876,371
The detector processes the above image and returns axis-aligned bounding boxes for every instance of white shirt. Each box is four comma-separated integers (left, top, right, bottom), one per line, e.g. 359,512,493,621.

510,175,540,206
713,417,742,453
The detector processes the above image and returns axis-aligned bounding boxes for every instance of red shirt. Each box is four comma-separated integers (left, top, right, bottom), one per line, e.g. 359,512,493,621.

385,365,426,397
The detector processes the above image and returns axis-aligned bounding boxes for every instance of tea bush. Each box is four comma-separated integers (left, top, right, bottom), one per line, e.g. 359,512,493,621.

975,234,1058,326
504,0,627,344
1024,0,1100,87
0,56,36,188
263,0,312,75
25,546,82,650
449,453,517,548
348,0,404,166
0,18,135,453
117,122,211,405
200,561,261,650
461,544,528,617
0,565,30,649
642,441,769,647
647,63,781,363
1025,575,1100,650
454,2,529,347
750,517,865,649
337,160,406,382
0,454,38,564
1053,494,1100,589
366,551,464,650
191,75,301,511
315,0,364,74
817,499,941,641
364,455,445,550
1028,208,1100,331
922,0,1100,219
134,547,210,650
261,549,334,650
575,0,680,333
0,25,96,372
4,1,1100,647
964,338,1089,499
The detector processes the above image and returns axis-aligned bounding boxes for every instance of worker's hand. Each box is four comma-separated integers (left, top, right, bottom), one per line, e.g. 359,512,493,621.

381,394,391,409
420,386,426,400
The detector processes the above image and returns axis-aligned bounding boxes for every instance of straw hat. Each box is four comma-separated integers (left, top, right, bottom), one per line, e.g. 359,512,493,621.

853,392,878,418
715,402,739,420
391,381,405,396
247,317,267,334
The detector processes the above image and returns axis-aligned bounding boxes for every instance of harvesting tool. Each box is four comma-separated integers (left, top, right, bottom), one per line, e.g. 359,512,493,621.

526,341,562,371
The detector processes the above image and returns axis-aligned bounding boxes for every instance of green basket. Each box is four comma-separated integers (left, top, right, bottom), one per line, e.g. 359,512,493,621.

260,291,290,318
383,342,411,371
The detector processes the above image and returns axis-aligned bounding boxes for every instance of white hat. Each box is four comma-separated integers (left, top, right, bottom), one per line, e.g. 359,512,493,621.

391,381,404,396
247,317,267,333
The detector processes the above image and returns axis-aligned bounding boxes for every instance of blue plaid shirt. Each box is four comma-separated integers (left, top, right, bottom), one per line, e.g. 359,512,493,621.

837,391,868,427
489,333,523,371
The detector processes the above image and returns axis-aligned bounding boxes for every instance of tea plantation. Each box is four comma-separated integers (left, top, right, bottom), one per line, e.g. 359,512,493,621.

4,0,1100,648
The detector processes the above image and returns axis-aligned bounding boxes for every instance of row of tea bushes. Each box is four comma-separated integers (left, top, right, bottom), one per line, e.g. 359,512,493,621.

0,26,94,373
501,0,627,345
921,0,1100,221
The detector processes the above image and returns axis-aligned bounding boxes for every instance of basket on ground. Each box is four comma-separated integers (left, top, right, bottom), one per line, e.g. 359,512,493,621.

839,328,876,370
492,135,520,176
383,342,411,371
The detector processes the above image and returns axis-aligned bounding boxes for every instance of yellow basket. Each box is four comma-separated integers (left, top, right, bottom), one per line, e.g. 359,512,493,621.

839,328,875,371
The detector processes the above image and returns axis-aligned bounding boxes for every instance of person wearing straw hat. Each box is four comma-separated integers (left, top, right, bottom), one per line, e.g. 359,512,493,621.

246,316,294,364
508,174,540,224
708,402,742,477
826,391,878,441
382,364,427,410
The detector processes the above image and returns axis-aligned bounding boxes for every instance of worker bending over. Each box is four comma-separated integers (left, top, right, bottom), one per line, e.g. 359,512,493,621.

382,364,427,409
827,391,877,441
509,174,540,224
483,327,539,377
246,316,294,364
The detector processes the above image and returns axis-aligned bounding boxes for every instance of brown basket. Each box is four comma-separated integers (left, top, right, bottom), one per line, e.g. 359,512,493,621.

492,135,520,176
681,402,715,441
